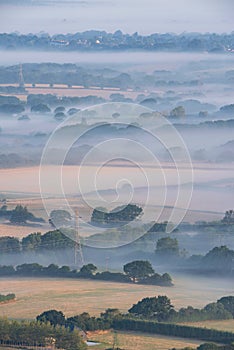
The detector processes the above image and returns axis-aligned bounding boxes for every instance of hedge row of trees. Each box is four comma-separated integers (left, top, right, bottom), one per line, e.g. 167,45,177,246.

37,296,234,344
0,260,173,286
0,317,87,350
0,293,15,303
36,296,234,334
113,318,234,344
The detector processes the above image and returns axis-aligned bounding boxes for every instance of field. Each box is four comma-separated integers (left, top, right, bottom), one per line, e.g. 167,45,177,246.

0,275,233,321
87,330,203,350
182,320,234,332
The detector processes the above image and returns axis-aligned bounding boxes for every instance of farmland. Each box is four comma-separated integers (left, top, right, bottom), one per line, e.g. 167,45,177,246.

0,275,233,321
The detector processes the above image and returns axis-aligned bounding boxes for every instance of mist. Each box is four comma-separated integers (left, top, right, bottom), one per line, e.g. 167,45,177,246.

0,0,233,35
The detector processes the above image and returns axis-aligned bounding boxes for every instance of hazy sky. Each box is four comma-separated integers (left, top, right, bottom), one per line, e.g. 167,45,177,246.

0,0,233,35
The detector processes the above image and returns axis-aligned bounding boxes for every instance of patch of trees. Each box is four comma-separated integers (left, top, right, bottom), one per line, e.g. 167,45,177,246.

0,204,44,225
0,230,73,254
91,204,143,226
0,293,15,303
0,260,173,287
37,308,121,332
0,317,87,350
128,295,234,323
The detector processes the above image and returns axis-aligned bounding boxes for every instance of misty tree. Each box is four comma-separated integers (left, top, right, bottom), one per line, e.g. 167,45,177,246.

170,105,185,117
218,296,234,317
22,232,41,251
222,210,234,224
10,205,31,224
0,236,21,253
31,103,51,113
155,237,179,257
49,209,72,228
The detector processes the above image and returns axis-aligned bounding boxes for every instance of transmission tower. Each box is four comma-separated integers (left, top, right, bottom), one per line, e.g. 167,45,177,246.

74,208,84,267
112,330,119,350
18,63,25,88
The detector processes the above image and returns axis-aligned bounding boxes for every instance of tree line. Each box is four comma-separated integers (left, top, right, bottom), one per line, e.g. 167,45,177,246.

35,295,234,344
0,31,233,52
0,260,173,287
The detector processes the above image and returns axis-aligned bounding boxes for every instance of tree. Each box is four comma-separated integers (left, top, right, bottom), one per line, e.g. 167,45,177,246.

0,236,20,253
36,309,66,326
203,246,234,272
79,263,97,277
170,106,185,117
22,232,41,251
155,237,179,257
123,260,154,282
16,263,43,276
222,210,234,224
31,104,51,113
218,296,234,317
220,104,234,114
49,209,72,228
128,295,174,321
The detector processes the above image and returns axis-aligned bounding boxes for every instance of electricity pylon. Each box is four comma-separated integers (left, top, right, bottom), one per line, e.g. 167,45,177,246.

74,208,84,267
18,63,24,88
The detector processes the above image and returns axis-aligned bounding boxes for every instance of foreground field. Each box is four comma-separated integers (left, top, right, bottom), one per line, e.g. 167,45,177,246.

0,275,233,320
87,330,203,350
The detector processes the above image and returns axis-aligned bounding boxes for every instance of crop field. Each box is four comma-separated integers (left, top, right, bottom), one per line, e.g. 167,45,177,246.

87,330,203,350
0,276,233,321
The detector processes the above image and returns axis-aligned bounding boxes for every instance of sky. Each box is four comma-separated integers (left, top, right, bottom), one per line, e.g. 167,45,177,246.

0,0,233,35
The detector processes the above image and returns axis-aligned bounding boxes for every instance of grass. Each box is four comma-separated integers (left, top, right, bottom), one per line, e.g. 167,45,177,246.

87,330,203,350
181,319,234,332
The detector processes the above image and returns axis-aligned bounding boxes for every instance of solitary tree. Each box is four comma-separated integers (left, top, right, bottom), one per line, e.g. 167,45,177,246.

123,260,154,282
36,309,66,326
155,237,179,257
128,295,174,321
79,263,97,277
